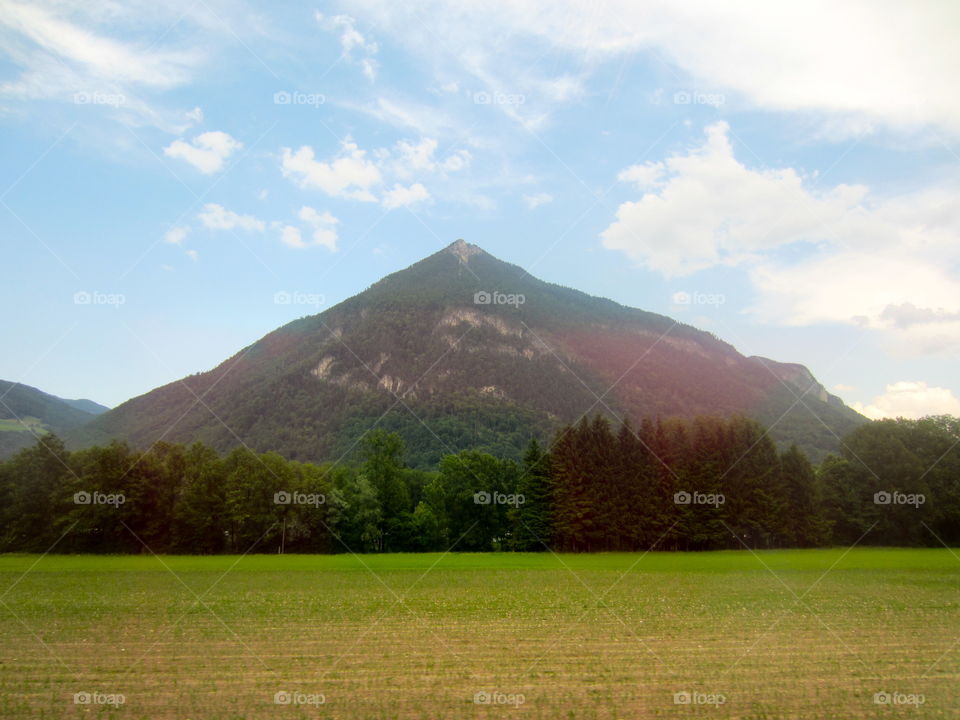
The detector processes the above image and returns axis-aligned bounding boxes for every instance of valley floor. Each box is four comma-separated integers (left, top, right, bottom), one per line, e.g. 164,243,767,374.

0,549,958,719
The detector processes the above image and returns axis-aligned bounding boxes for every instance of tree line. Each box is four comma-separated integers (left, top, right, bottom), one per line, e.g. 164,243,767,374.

0,414,957,554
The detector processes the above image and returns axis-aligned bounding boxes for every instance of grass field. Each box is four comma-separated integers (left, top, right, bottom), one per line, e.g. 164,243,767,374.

0,417,46,433
1,549,958,719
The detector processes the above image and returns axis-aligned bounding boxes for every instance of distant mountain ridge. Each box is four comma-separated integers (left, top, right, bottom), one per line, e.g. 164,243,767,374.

0,381,108,458
73,240,867,466
60,397,109,416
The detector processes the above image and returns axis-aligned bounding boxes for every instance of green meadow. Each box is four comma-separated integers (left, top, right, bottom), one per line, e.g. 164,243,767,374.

1,548,958,718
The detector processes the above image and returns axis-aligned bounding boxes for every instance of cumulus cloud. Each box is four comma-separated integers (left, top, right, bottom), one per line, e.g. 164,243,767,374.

852,381,960,420
315,12,378,81
296,206,339,250
382,182,430,209
164,131,242,174
391,137,470,176
617,162,665,190
164,226,189,245
279,225,303,249
198,203,265,232
523,192,553,209
602,121,960,352
395,137,437,174
442,149,472,172
879,303,960,329
280,135,469,205
601,122,868,276
281,140,381,201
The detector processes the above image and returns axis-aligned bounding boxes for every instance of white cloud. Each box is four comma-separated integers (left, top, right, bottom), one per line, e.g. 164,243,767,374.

602,121,960,352
852,381,960,420
347,0,960,136
279,225,304,249
0,0,204,131
382,183,430,209
164,131,242,174
185,249,198,262
296,206,339,251
442,149,472,172
280,140,381,201
279,135,473,205
390,137,471,176
744,182,960,352
601,122,868,276
164,226,189,245
395,137,438,176
315,12,378,81
198,203,265,232
617,162,665,190
523,192,553,209
749,254,960,328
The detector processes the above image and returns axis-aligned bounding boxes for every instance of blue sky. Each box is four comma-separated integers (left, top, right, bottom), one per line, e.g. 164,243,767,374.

1,0,958,418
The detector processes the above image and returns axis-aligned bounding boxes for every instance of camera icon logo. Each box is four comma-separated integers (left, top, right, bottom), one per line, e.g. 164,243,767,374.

73,491,91,505
273,91,291,105
671,291,691,305
73,692,92,704
473,91,491,105
473,290,492,305
673,91,691,104
274,491,292,505
874,491,892,505
674,491,692,505
474,691,491,704
673,691,691,704
473,491,492,505
274,690,292,704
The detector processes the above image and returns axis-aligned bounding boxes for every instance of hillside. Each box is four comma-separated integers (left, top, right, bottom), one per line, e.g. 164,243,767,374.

75,240,867,466
0,381,108,458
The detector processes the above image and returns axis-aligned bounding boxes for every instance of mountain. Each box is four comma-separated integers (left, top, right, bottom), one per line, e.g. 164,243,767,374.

59,397,109,415
74,240,867,466
0,381,109,458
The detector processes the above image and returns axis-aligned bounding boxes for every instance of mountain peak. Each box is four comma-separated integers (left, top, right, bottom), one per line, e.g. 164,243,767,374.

445,238,484,263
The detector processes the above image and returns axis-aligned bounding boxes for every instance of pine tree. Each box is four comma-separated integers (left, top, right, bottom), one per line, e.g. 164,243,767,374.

510,438,553,550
